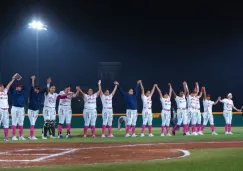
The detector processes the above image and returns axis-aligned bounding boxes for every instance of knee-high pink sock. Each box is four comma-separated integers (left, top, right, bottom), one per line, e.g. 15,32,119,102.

172,124,179,132
166,126,170,134
19,126,23,137
12,125,16,137
66,124,71,134
141,124,145,134
132,126,136,134
201,125,205,131
197,124,201,132
84,126,88,135
101,125,106,135
211,125,215,132
91,126,96,135
126,125,130,134
108,126,112,135
161,126,164,134
58,124,63,134
4,128,8,139
183,124,186,133
148,125,152,134
192,124,196,133
30,125,34,137
228,124,231,132
225,124,228,132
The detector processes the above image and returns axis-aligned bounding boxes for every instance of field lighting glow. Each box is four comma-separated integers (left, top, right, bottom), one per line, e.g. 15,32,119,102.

28,21,47,30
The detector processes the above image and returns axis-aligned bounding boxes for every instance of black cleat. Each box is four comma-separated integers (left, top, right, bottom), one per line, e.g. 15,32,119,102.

172,131,176,136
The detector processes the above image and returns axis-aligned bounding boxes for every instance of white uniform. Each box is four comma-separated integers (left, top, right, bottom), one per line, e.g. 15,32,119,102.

221,99,234,124
195,96,201,124
0,89,9,128
187,95,197,125
141,95,153,125
83,93,98,126
28,109,39,126
43,93,58,121
175,95,187,125
203,99,215,125
101,94,113,126
118,116,128,129
58,91,75,124
160,97,171,126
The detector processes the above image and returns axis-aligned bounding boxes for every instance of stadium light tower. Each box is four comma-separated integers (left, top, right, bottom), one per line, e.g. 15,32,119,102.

28,20,47,84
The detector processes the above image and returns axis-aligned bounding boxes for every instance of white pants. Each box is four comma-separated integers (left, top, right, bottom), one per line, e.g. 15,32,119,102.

177,109,187,125
142,109,153,125
102,109,113,126
83,109,97,126
28,109,39,126
58,106,72,124
0,108,9,128
188,108,197,125
43,107,56,121
11,106,25,126
203,112,214,125
223,110,232,124
196,109,201,124
126,109,137,126
161,110,171,126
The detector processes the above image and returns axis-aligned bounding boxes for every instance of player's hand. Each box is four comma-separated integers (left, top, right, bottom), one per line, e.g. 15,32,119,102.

98,80,101,85
238,109,241,112
218,96,221,100
31,75,36,80
168,83,171,87
114,81,119,85
196,82,199,85
183,81,187,85
47,77,52,84
137,80,141,84
76,86,80,91
153,84,157,87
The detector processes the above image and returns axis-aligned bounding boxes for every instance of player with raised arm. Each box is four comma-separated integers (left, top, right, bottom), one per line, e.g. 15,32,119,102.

100,81,118,138
220,93,241,135
200,87,220,135
156,84,172,136
118,116,128,130
140,81,156,137
28,75,46,140
9,74,27,141
79,80,101,138
42,78,67,139
172,82,188,136
57,85,80,139
118,80,140,137
194,82,203,135
0,75,16,141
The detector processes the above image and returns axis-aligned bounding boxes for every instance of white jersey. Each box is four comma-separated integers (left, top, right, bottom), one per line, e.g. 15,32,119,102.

100,94,113,109
0,89,9,108
175,95,186,109
187,95,197,108
195,96,200,109
160,97,171,110
84,93,98,110
59,91,75,107
44,93,59,108
203,99,214,113
221,98,234,111
142,95,152,109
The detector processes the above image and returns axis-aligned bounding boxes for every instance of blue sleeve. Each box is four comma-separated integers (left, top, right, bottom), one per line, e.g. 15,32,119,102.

40,87,46,95
134,83,139,96
9,86,14,95
118,85,125,96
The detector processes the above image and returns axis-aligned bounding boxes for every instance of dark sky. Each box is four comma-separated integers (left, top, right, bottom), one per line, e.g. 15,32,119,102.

1,1,243,112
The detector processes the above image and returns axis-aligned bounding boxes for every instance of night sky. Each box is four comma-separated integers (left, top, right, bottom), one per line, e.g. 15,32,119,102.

0,1,243,112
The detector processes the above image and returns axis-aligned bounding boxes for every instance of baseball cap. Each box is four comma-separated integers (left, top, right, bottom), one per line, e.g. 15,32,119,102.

206,94,211,97
34,86,40,90
16,83,24,88
0,84,4,87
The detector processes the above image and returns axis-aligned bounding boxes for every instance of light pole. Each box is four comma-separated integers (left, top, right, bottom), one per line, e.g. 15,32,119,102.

28,21,47,84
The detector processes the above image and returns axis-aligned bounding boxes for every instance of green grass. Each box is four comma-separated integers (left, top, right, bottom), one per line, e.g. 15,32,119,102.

1,127,243,171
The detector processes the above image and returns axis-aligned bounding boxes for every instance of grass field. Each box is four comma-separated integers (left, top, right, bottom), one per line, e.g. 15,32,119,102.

1,127,243,171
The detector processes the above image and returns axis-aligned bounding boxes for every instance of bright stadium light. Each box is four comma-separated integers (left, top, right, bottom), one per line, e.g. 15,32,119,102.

28,21,47,30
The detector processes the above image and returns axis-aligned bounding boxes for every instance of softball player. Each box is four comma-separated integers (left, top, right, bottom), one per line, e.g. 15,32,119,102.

0,75,15,141
118,116,128,130
220,93,241,135
200,87,220,135
172,82,187,136
100,81,118,138
156,84,172,136
194,83,203,135
58,85,80,139
139,81,156,137
79,80,101,138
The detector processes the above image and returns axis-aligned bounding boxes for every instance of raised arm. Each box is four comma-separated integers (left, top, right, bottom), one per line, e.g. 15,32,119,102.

133,80,140,96
45,77,51,95
203,87,207,100
150,84,156,97
70,86,81,98
79,88,86,97
5,75,16,92
213,97,221,105
195,82,199,94
140,80,145,96
233,102,241,112
118,84,125,96
112,81,119,96
183,81,189,96
96,80,102,96
168,83,172,98
155,84,163,99
197,87,203,98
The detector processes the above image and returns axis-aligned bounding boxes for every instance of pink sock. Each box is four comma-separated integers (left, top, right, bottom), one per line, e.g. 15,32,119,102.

161,126,164,134
228,124,231,132
201,125,205,131
141,124,145,134
148,125,152,134
183,124,186,133
101,125,106,135
126,125,130,134
12,125,16,137
187,124,190,132
84,126,88,135
197,124,201,132
211,125,215,132
4,128,8,139
108,126,112,135
225,124,228,132
66,124,71,134
58,124,63,134
19,126,23,137
91,126,96,135
30,125,34,137
173,124,179,132
166,126,170,134
192,124,196,133
132,126,136,134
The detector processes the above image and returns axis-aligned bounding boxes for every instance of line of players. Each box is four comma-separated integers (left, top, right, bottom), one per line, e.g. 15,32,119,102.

0,74,241,141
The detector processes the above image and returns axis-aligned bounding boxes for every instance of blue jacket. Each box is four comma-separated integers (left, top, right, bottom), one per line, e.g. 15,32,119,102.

9,85,26,108
118,84,139,110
